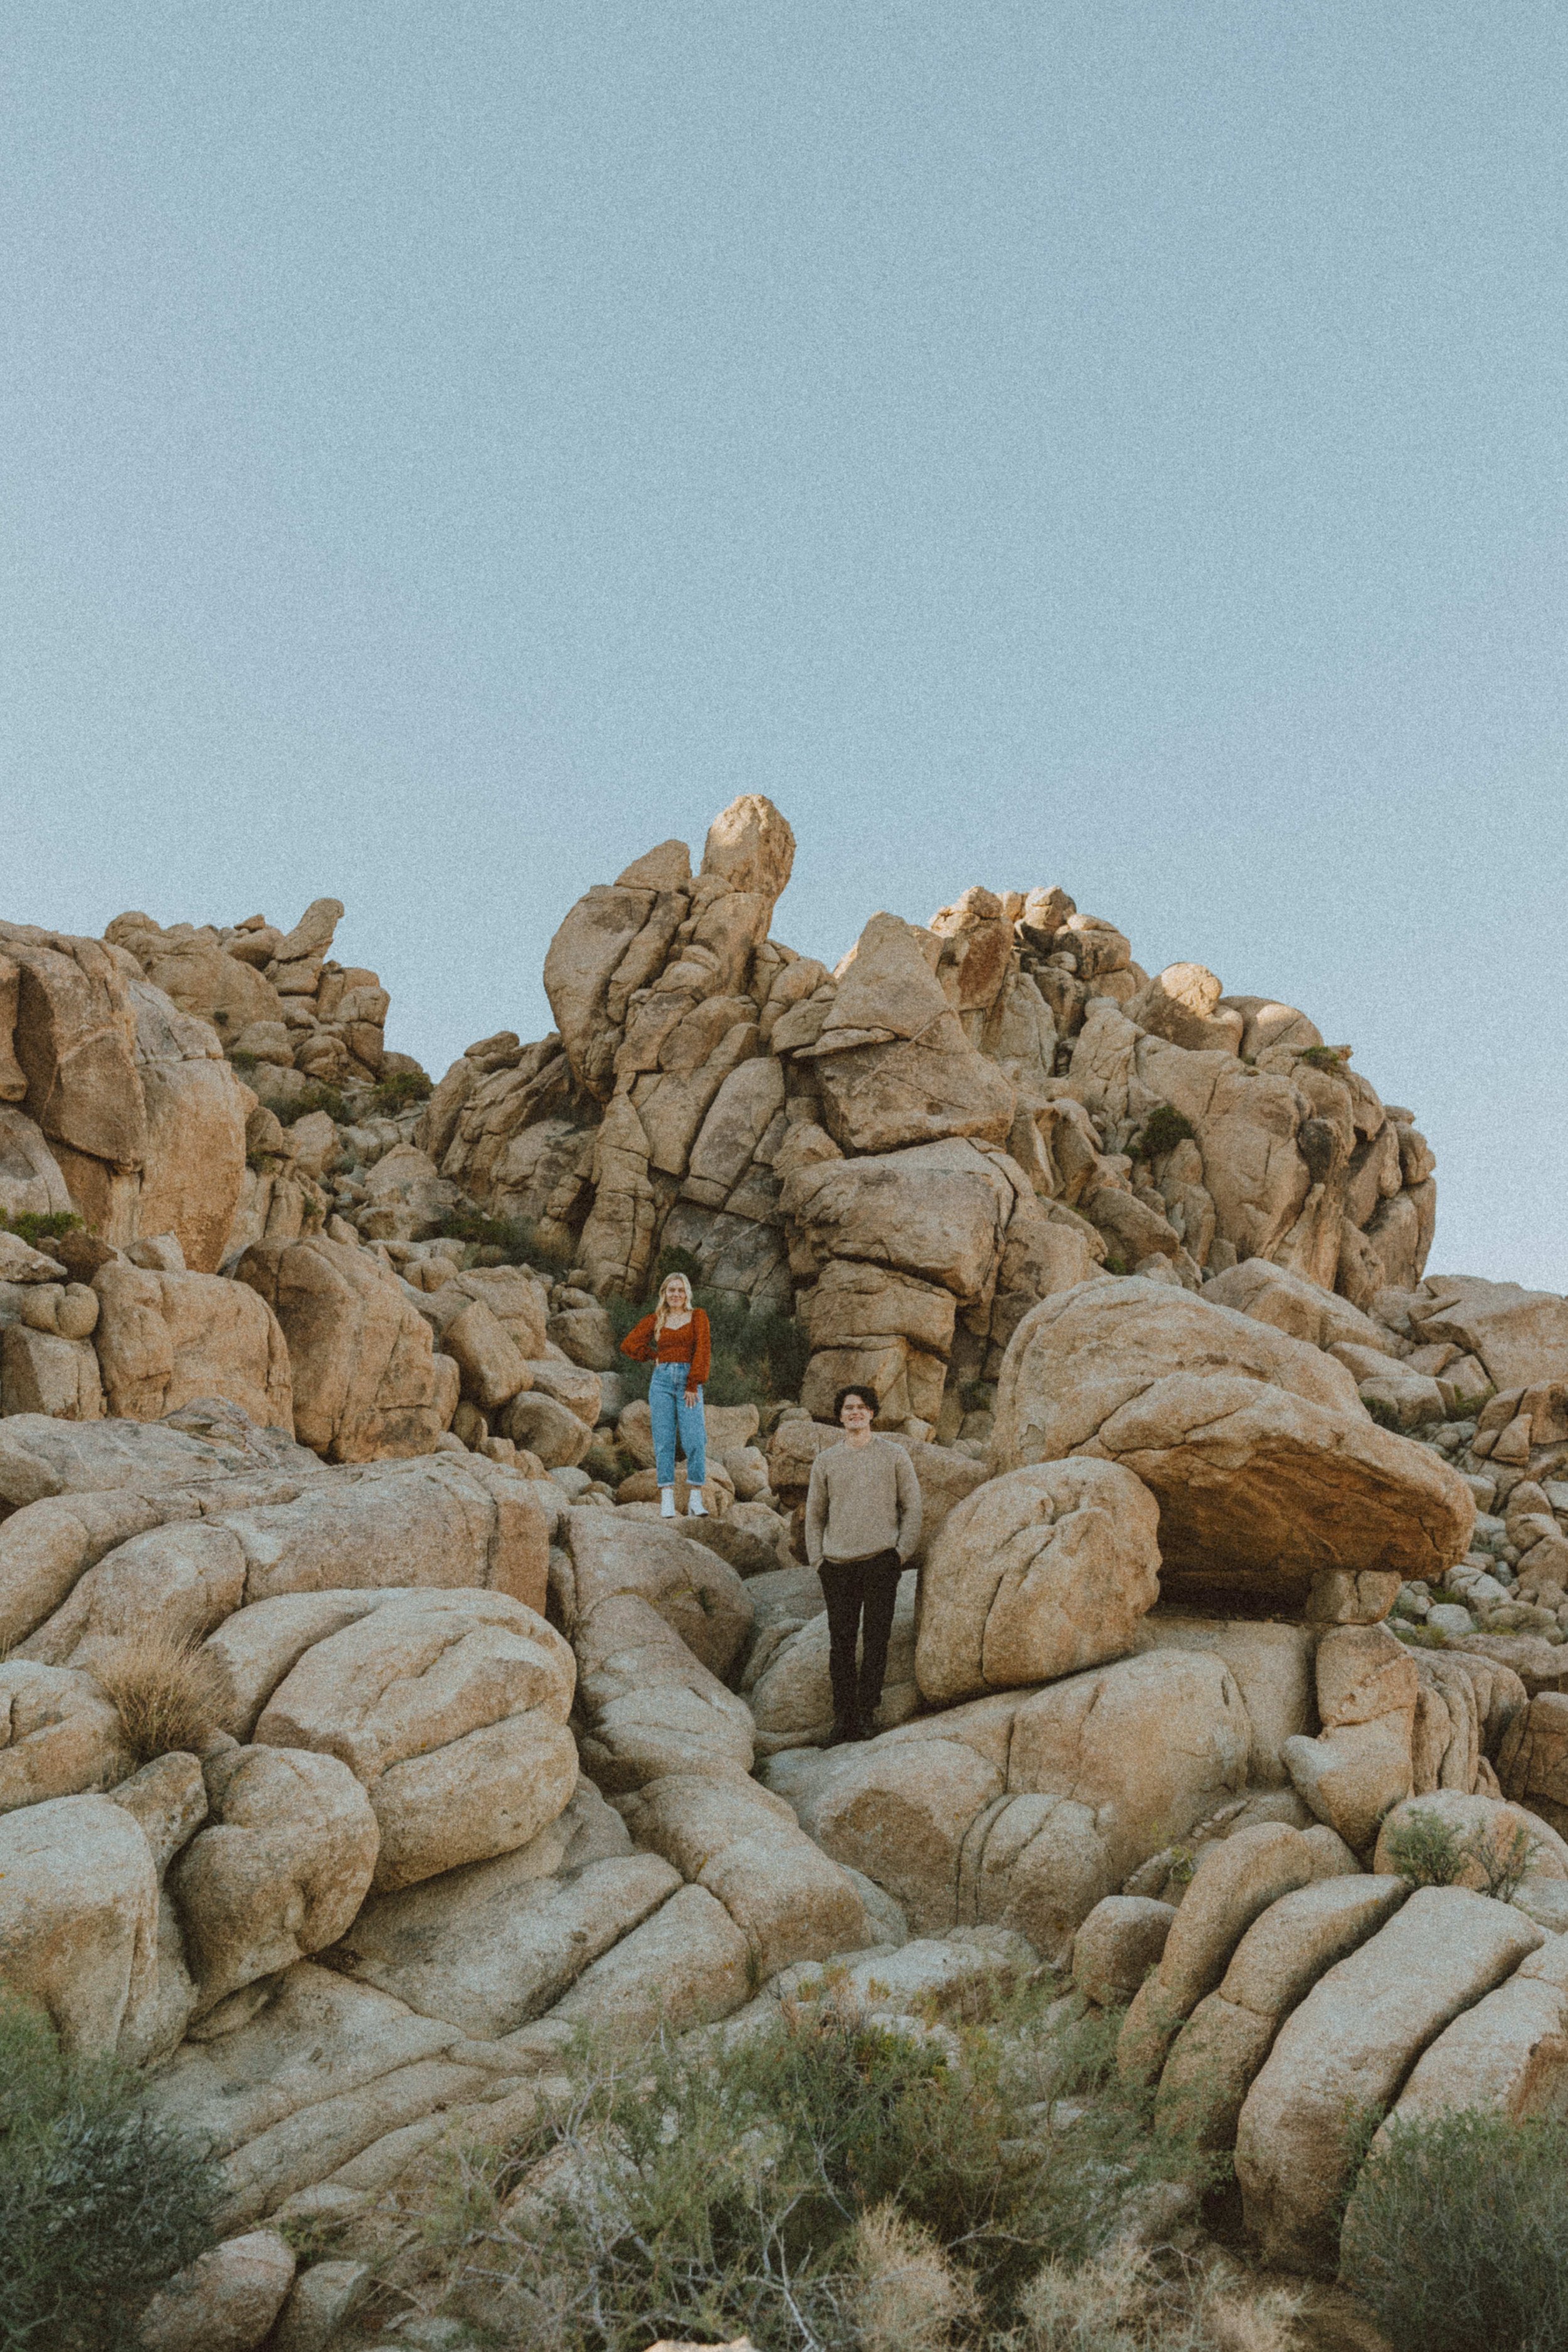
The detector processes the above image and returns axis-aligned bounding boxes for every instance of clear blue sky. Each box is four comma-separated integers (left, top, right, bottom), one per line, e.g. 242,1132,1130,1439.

4,4,1564,1285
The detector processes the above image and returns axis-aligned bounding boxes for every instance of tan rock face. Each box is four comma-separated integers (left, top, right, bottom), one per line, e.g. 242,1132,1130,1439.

0,1104,76,1224
236,1236,453,1461
1371,1789,1568,1885
172,1743,380,2008
127,981,249,1269
1282,1624,1417,1851
1133,1614,1316,1788
0,1791,160,2053
546,1879,753,2047
0,1659,130,1812
255,1588,577,1890
1071,1894,1176,2006
1359,1934,1568,2148
1202,1258,1401,1359
1235,1885,1542,2272
0,924,146,1167
93,1261,293,1431
1154,1875,1409,2150
782,1137,1019,1303
776,1647,1249,1954
798,913,1018,1155
1118,1823,1319,2085
991,1279,1475,1609
1,1324,104,1419
1411,1274,1568,1392
620,1770,870,1981
138,2229,297,2352
336,1803,676,2038
914,1458,1161,1707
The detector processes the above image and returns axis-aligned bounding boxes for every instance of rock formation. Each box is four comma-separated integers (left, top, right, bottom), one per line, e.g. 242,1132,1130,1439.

6,791,1568,2327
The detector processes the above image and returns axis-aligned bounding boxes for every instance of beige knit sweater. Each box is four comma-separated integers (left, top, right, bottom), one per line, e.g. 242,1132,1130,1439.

804,1436,923,1567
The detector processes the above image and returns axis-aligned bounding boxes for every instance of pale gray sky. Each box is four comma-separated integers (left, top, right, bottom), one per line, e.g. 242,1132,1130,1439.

4,5,1564,1283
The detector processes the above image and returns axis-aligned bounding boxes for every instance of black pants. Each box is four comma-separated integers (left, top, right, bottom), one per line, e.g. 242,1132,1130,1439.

818,1549,903,1730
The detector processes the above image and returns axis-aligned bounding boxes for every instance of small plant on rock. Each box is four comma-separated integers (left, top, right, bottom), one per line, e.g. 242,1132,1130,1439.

1,1209,82,1248
369,1068,432,1113
88,1629,231,1767
0,1996,223,2351
1298,1044,1348,1072
1135,1104,1197,1161
1380,1802,1540,1902
277,1084,351,1126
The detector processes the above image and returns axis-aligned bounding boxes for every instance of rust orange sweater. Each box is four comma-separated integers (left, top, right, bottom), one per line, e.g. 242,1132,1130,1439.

620,1308,711,1387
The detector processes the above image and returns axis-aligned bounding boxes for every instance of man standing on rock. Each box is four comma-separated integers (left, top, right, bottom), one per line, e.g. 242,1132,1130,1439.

805,1386,922,1744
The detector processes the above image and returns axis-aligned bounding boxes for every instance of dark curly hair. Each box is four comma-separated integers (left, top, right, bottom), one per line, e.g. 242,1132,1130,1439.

834,1384,879,1421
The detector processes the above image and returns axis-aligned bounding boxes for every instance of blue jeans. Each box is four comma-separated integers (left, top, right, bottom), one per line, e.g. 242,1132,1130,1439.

649,1360,706,1487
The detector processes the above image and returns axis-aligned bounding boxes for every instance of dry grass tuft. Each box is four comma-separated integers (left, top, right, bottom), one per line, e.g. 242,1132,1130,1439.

87,1628,231,1766
1018,2245,1304,2351
851,2201,977,2352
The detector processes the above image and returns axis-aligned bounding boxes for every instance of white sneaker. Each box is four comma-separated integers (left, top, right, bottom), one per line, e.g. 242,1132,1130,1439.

688,1490,707,1517
659,1486,676,1518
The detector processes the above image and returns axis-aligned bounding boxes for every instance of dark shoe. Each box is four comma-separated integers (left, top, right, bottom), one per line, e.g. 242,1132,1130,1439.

830,1717,857,1746
849,1714,876,1742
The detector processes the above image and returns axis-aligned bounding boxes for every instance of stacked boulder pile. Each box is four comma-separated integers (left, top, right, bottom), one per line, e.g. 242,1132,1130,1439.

6,795,1568,2338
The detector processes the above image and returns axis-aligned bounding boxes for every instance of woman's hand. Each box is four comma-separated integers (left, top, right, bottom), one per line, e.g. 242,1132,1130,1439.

685,1385,701,1406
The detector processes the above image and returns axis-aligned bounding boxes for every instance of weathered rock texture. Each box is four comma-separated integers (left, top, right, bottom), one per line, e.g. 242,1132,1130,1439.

8,795,1568,2286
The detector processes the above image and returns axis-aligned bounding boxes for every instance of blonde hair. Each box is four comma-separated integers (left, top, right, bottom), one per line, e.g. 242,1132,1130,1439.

652,1271,692,1341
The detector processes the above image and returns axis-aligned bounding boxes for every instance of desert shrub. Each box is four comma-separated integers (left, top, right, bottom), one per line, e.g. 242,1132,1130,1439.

369,1068,432,1113
87,1629,231,1766
1380,1802,1541,1901
275,1083,350,1126
580,1441,635,1489
226,1047,259,1071
1135,1104,1197,1161
1298,1044,1348,1072
1,1210,82,1248
435,1205,573,1272
353,1976,1219,2351
0,1997,223,2351
1341,2109,1568,2352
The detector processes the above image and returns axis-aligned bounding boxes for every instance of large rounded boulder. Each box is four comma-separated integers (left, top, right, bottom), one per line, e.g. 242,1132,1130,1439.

914,1458,1161,1706
990,1278,1475,1611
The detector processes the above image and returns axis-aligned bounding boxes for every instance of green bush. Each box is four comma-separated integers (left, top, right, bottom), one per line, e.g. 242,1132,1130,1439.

275,1084,351,1127
1342,2109,1568,2351
1,1210,83,1248
0,1998,223,2351
1381,1802,1540,1901
435,1205,573,1272
1135,1103,1197,1160
369,1068,432,1113
1298,1043,1348,1072
351,1976,1218,2351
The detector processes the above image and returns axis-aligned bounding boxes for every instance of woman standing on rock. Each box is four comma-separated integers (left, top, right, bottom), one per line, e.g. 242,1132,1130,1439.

620,1272,711,1517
